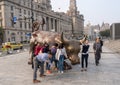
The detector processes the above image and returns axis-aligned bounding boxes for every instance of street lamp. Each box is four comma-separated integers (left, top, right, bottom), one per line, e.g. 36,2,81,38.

31,0,34,32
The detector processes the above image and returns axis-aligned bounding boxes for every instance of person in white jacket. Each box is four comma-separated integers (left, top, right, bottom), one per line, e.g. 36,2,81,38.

55,43,68,73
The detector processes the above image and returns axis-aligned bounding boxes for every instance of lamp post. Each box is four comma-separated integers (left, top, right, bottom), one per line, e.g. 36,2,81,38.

31,0,34,32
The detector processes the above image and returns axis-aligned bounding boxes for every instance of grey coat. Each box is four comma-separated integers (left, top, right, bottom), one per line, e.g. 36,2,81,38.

93,42,102,59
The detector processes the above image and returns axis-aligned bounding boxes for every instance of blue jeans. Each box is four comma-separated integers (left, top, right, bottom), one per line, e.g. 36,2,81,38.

58,55,64,72
46,54,58,70
51,54,58,68
81,54,88,68
46,58,52,70
46,62,50,70
33,57,44,80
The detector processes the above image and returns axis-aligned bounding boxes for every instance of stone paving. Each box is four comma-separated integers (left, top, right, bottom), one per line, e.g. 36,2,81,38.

0,44,120,85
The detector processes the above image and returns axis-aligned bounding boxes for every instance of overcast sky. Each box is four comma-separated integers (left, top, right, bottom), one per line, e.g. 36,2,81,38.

51,0,120,26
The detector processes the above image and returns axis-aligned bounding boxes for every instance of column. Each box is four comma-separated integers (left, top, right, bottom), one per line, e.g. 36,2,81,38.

46,17,49,31
48,17,51,31
51,18,53,30
53,19,55,31
56,19,59,33
55,19,57,32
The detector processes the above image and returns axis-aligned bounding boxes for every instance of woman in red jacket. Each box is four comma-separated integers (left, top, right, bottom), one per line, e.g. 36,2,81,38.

34,42,43,56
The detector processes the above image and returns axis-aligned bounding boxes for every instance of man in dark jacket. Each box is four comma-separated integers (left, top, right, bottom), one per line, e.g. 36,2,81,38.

93,38,102,66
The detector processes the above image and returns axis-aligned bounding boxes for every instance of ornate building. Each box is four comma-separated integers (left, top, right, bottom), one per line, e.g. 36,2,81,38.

0,0,84,43
67,0,84,37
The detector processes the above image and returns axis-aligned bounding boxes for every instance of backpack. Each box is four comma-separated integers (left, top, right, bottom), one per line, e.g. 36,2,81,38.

51,47,57,55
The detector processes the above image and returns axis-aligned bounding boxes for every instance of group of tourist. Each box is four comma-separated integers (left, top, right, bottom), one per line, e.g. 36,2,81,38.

29,37,103,83
29,42,68,83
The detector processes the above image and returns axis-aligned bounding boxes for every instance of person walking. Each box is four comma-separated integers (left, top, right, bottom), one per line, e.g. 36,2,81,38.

81,40,90,71
93,38,102,66
56,43,68,73
33,52,52,83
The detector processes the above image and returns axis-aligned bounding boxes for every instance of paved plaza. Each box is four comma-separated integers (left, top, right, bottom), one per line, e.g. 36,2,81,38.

0,44,120,85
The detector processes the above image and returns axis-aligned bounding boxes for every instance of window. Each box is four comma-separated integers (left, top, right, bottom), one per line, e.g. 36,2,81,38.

29,23,31,29
24,22,27,29
11,6,13,11
20,21,22,28
19,9,21,13
28,2,30,7
25,36,27,40
21,36,23,42
8,38,10,42
24,10,26,14
7,31,9,34
28,11,30,15
23,1,26,5
17,32,19,35
11,12,13,17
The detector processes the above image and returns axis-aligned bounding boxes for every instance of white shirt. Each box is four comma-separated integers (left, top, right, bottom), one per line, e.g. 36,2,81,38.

55,47,68,60
36,53,48,61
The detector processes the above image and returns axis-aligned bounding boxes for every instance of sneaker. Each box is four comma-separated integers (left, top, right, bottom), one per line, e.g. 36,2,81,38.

61,71,64,73
33,79,41,83
84,68,87,71
40,74,46,77
81,68,84,72
58,71,60,73
46,70,52,74
96,63,99,66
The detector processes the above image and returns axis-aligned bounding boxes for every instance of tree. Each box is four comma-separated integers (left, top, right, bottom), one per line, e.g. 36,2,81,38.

0,27,4,44
100,29,110,38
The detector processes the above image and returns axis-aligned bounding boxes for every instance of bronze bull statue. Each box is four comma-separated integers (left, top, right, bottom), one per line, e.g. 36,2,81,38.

29,31,86,65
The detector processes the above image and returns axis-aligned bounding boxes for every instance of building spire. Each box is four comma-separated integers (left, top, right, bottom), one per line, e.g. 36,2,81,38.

69,0,77,16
